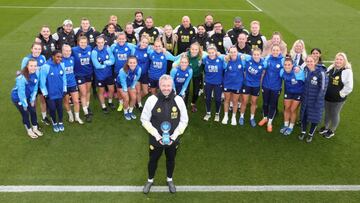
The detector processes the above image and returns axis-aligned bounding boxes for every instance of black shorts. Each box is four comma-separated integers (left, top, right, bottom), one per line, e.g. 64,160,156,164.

96,77,114,87
67,85,78,94
139,74,149,84
76,75,92,85
148,78,159,88
223,88,241,94
284,92,302,101
242,85,260,96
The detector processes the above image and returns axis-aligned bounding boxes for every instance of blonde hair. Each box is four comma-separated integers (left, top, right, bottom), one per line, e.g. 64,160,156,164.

162,25,177,51
290,40,307,62
189,42,203,59
330,52,352,69
250,20,260,26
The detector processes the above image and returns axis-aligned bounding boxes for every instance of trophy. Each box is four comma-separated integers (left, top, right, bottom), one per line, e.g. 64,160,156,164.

160,121,171,145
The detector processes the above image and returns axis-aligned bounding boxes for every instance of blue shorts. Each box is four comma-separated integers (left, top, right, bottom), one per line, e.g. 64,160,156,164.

223,88,241,94
67,85,78,94
96,77,114,87
76,75,92,85
284,92,302,101
139,74,149,84
148,78,159,88
242,85,260,96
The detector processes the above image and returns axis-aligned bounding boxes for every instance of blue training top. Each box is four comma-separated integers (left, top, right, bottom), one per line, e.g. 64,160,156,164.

62,56,77,88
40,59,67,99
21,54,46,70
117,65,142,92
244,58,266,87
91,46,115,81
262,54,284,91
280,68,305,94
111,42,136,75
11,71,39,108
203,54,227,85
170,66,193,96
72,45,93,77
223,55,245,90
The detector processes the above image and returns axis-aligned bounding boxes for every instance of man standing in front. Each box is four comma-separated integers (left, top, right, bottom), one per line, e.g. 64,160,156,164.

141,74,189,194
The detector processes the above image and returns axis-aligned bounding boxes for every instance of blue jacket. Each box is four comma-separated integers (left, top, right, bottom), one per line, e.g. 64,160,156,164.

91,46,115,80
300,67,328,123
111,42,136,75
117,66,142,92
62,56,77,88
203,55,227,85
148,51,175,80
223,56,244,90
170,66,193,96
40,59,67,100
280,68,305,94
134,45,151,76
244,58,265,87
72,45,93,77
11,71,39,108
21,54,46,70
262,55,284,91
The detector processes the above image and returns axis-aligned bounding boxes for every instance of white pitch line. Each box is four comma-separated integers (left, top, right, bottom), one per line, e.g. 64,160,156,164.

0,5,261,12
1,185,360,192
246,0,263,12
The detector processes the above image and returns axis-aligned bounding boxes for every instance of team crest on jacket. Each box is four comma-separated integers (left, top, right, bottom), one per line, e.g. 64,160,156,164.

190,31,193,34
161,56,164,60
333,76,340,85
125,47,128,51
60,70,63,75
257,40,261,44
144,53,147,57
258,65,262,69
157,107,161,113
276,64,280,68
88,51,91,55
106,55,109,59
311,76,318,85
238,64,242,69
153,31,157,35
171,106,178,119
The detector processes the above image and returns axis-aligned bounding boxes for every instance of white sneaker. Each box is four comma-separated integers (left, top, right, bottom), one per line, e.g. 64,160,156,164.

203,113,211,121
214,113,220,122
231,116,237,126
68,112,74,123
27,129,38,139
32,126,43,136
75,118,84,125
222,115,228,124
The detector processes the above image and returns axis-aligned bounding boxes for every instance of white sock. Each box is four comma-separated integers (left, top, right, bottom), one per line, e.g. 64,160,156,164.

238,102,241,108
124,108,129,114
129,107,134,113
83,106,89,115
138,102,142,107
67,110,72,116
289,123,294,129
41,112,47,119
167,177,173,182
224,112,228,117
75,112,80,119
240,113,244,118
147,178,154,183
86,101,89,107
250,114,255,120
284,121,289,127
101,103,106,108
232,113,236,118
119,100,123,104
108,99,113,103
24,125,30,131
268,118,273,126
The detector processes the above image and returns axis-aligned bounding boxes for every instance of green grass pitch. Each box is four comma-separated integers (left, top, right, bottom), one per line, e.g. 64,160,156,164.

0,0,359,202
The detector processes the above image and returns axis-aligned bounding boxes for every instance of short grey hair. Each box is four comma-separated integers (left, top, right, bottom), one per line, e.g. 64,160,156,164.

159,74,173,86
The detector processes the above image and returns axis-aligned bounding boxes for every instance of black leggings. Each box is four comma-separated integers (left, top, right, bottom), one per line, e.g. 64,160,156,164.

148,144,177,179
191,75,202,104
301,109,318,136
47,98,63,124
